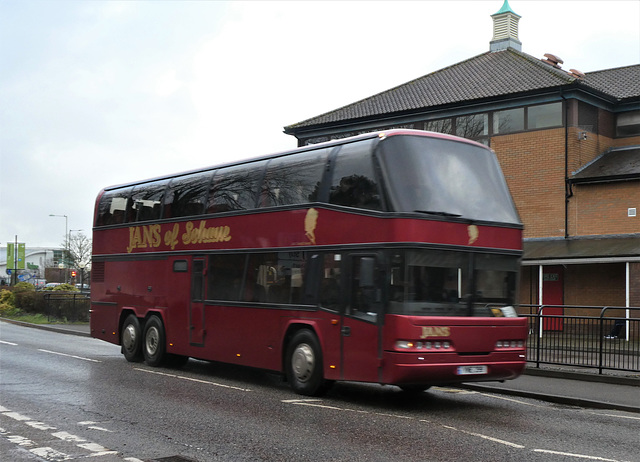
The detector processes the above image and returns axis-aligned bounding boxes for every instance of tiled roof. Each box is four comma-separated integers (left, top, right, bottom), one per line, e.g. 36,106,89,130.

285,48,640,131
581,65,640,101
572,146,640,183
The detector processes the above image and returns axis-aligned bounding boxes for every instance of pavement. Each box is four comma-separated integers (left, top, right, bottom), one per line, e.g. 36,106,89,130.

3,319,639,413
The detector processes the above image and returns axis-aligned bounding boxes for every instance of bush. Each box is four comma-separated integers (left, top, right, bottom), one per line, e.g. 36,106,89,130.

0,289,17,316
10,282,37,313
52,283,79,292
13,282,35,293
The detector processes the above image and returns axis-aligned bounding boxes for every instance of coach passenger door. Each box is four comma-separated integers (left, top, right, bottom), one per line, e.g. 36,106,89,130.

190,257,206,346
340,255,383,383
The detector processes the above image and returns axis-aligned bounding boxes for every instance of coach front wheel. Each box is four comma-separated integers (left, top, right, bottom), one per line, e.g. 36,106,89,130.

121,314,143,362
143,315,166,367
286,329,329,396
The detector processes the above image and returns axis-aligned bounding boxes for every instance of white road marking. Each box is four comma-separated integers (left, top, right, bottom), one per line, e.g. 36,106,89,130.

0,340,18,346
476,391,545,408
0,406,126,460
51,430,87,443
78,441,118,454
30,446,70,460
285,399,526,450
135,367,251,391
533,448,622,461
3,411,32,421
26,421,57,431
8,434,35,447
281,398,322,403
78,421,113,432
590,412,640,421
38,348,101,362
450,427,525,448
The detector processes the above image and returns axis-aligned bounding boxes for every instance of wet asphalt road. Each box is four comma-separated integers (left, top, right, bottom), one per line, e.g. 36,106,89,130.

1,321,639,462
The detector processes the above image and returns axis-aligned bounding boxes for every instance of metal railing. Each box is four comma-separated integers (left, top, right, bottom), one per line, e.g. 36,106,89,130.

43,292,90,323
521,305,640,374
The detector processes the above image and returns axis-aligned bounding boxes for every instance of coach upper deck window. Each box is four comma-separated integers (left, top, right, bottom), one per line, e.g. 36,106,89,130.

329,140,382,211
164,172,211,218
260,149,329,207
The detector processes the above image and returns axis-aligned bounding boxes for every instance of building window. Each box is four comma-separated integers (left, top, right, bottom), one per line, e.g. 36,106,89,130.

455,114,488,139
493,108,524,134
424,119,453,135
528,102,562,129
578,101,598,133
617,111,640,137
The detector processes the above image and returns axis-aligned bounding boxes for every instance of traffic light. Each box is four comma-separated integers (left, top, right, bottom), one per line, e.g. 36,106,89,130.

71,271,77,278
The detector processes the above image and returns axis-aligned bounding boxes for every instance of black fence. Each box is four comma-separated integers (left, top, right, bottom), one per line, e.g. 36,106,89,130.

521,305,640,374
43,292,90,323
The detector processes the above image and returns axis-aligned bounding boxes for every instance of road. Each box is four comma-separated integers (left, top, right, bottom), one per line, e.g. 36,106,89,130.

1,321,639,462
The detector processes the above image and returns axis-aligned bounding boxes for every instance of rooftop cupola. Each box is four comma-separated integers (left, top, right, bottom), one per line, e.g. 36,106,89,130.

490,0,522,52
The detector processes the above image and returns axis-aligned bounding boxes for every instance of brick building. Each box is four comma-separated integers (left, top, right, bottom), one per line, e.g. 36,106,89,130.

283,0,640,311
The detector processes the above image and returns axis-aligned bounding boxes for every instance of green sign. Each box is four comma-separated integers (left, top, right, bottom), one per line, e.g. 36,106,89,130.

6,242,26,270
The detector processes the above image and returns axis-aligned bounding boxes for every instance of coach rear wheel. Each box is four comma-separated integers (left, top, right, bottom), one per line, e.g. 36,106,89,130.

143,315,166,367
286,329,328,396
121,314,143,362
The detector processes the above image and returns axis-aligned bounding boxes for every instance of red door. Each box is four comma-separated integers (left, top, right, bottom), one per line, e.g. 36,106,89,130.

190,257,206,346
542,265,564,331
340,255,382,383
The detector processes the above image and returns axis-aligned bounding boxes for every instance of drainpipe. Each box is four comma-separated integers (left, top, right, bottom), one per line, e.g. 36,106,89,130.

562,93,572,239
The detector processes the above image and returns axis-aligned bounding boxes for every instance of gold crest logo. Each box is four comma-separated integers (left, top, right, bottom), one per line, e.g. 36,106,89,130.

467,224,479,245
304,208,319,244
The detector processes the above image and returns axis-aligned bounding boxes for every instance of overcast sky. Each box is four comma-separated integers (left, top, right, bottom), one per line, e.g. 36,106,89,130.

1,0,639,251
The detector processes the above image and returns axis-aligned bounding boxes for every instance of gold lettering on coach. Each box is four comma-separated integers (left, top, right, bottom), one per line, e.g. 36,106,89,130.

127,221,232,253
182,221,232,245
127,224,162,253
420,326,451,339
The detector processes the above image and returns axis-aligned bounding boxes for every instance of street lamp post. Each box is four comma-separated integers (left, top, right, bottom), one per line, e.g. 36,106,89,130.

49,214,68,283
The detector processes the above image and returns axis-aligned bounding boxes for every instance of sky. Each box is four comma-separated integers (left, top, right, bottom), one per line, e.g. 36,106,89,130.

1,0,639,251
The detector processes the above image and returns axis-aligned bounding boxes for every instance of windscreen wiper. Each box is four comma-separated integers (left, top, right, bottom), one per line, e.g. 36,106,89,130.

414,210,462,217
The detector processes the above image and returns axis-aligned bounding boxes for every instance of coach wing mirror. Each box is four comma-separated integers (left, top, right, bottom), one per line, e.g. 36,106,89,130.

359,257,376,288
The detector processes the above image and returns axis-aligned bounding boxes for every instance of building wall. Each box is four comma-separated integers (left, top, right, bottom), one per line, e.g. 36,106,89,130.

491,128,567,239
564,263,626,307
570,181,640,236
630,263,640,308
493,126,639,240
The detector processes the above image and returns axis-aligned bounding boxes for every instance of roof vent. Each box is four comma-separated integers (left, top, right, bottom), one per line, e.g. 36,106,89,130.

541,53,564,68
490,0,522,52
569,69,585,79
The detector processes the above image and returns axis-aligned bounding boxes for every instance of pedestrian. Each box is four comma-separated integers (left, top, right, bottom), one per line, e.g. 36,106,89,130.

605,319,625,339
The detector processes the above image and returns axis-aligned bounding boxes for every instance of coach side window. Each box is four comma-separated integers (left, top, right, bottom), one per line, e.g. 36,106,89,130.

349,256,381,322
164,172,211,219
96,188,131,226
208,162,267,213
319,253,342,312
127,181,167,222
329,141,383,211
260,150,329,207
207,254,246,301
242,252,309,304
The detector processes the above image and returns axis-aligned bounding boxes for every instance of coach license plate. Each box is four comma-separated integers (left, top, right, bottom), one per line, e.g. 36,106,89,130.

457,365,488,375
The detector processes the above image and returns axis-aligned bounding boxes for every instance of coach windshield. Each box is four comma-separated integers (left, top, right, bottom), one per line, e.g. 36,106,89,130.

388,249,519,317
378,135,520,224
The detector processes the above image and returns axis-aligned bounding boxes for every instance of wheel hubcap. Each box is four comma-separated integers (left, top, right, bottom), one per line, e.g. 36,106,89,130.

291,343,314,383
146,327,159,355
123,324,137,351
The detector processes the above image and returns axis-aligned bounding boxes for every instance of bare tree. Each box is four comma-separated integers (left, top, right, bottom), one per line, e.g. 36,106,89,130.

62,232,92,269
